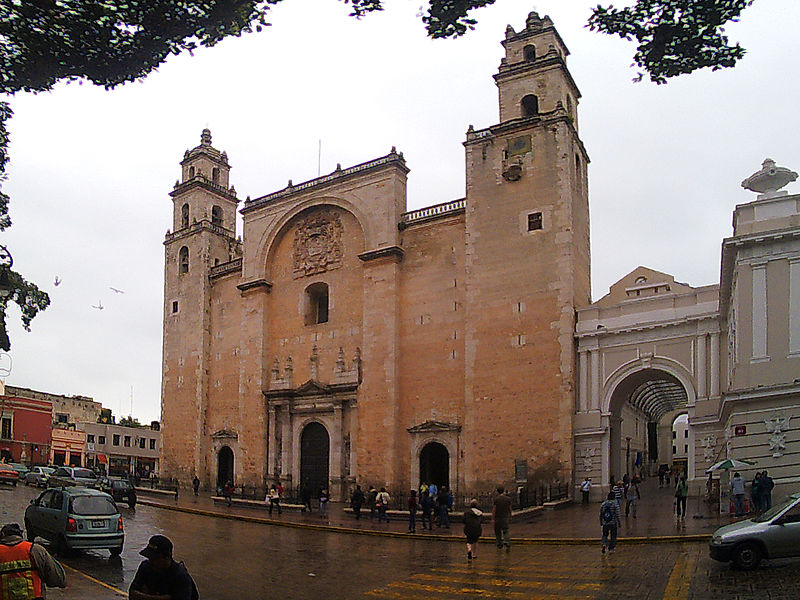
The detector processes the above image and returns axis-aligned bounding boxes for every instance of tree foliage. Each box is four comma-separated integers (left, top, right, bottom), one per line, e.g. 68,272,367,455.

119,415,144,428
589,0,755,83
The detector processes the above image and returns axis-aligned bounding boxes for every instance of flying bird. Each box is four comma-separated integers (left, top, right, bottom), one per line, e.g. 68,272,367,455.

91,301,104,310
109,287,125,294
54,276,61,287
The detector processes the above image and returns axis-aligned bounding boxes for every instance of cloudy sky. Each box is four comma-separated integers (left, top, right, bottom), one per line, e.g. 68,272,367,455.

2,1,799,423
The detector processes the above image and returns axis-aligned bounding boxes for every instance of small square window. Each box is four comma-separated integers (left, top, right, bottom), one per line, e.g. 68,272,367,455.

113,434,120,446
149,439,156,450
124,436,131,447
98,436,106,445
672,445,676,454
87,434,95,443
527,212,543,231
684,444,688,453
684,430,688,438
172,301,179,314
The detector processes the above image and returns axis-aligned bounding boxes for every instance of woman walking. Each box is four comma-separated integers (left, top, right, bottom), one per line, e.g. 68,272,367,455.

464,499,483,560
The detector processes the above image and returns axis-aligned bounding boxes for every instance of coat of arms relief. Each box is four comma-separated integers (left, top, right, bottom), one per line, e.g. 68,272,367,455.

292,210,343,277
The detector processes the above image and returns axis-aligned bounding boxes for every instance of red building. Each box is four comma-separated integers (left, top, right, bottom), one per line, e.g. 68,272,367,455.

0,393,52,465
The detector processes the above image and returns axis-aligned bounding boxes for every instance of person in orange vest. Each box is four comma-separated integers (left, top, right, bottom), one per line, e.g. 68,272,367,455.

0,523,65,600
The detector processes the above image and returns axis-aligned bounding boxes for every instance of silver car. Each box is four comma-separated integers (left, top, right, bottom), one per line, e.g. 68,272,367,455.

710,492,800,569
47,466,98,488
25,466,55,488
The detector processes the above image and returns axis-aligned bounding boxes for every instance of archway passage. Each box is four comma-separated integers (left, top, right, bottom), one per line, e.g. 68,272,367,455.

608,368,689,482
419,442,449,489
300,422,330,495
217,446,234,490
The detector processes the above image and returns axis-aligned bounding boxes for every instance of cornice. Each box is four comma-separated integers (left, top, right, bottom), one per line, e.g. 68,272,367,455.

358,246,404,263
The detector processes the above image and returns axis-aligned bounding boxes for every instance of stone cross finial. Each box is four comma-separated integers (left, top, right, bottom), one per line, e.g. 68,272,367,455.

201,128,212,146
741,158,797,198
526,11,543,30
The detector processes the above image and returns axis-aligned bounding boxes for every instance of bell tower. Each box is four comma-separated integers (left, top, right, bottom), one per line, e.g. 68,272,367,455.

462,11,590,489
161,128,239,483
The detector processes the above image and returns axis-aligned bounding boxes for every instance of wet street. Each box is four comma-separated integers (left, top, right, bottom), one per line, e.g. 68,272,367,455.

2,484,799,599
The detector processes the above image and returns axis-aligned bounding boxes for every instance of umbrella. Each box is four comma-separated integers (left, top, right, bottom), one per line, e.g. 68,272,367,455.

706,458,756,473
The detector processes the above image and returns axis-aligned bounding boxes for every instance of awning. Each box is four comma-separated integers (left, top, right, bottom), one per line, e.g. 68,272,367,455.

97,455,108,464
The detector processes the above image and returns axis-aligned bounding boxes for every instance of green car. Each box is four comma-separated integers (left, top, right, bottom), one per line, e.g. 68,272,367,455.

24,487,124,556
710,492,800,569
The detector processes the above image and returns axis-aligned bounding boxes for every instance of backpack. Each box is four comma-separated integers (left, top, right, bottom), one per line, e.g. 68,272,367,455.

601,502,615,525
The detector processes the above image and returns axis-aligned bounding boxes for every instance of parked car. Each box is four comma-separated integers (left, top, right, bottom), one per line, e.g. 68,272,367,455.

98,477,137,508
24,487,124,556
47,466,98,488
710,492,800,569
8,462,30,479
25,466,56,488
0,463,20,486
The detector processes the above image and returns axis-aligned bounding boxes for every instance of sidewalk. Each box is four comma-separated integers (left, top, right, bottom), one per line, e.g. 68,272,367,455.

136,478,740,544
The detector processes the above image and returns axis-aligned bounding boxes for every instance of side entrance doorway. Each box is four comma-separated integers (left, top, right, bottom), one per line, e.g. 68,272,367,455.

217,446,234,490
419,441,449,489
300,422,330,495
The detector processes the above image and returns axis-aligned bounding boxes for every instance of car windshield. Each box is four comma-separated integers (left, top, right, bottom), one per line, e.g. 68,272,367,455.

70,496,117,516
42,467,55,474
72,468,96,479
752,496,799,523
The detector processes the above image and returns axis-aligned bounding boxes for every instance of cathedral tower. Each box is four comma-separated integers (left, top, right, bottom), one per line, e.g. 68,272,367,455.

161,129,240,482
462,12,590,488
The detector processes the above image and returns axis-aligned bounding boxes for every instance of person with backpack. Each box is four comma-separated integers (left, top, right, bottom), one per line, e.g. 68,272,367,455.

130,535,199,600
600,491,621,554
376,488,391,523
674,476,689,519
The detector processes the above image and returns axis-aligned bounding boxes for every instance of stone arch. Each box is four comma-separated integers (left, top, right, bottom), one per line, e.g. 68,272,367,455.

602,357,697,483
410,434,458,494
255,198,369,282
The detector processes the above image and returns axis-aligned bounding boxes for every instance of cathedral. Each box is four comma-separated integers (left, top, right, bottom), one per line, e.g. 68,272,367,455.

161,11,799,503
161,12,588,500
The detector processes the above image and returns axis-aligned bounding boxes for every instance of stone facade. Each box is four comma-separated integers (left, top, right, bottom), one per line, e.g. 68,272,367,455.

160,13,589,499
5,384,101,425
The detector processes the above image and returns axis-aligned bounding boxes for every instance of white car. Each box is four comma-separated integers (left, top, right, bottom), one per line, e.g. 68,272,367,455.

710,492,800,569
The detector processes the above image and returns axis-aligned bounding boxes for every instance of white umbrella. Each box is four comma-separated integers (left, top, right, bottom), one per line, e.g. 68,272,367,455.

706,458,756,473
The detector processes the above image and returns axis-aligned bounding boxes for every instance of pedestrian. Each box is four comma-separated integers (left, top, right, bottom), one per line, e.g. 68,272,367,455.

367,486,378,520
600,491,621,554
492,486,512,551
300,484,312,513
760,471,774,512
267,483,282,516
580,477,592,504
351,484,365,520
665,468,672,486
674,476,689,518
730,472,746,517
319,488,329,519
428,482,438,507
0,523,66,599
612,481,624,512
407,490,418,533
658,467,665,488
222,481,233,507
419,481,429,497
192,476,200,497
419,490,433,530
376,487,391,523
750,472,761,514
437,486,451,529
129,535,199,600
625,478,640,518
463,499,483,561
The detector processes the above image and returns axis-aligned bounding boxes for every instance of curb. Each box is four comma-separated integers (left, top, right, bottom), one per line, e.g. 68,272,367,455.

137,499,712,545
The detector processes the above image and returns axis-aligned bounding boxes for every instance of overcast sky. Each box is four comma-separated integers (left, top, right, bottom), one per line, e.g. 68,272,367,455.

2,1,798,424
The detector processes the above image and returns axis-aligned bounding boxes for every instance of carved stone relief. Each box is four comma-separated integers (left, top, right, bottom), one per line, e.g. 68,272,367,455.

293,210,343,277
578,447,596,472
702,435,717,462
764,414,792,458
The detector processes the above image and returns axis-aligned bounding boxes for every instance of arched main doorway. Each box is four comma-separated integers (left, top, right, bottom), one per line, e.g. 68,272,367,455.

300,422,329,494
608,368,689,482
419,442,449,488
217,446,234,489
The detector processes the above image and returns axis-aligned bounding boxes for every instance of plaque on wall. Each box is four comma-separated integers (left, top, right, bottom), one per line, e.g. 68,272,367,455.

507,135,532,157
293,210,344,277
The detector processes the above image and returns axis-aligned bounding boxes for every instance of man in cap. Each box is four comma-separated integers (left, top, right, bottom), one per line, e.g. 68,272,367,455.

129,535,197,600
0,522,65,599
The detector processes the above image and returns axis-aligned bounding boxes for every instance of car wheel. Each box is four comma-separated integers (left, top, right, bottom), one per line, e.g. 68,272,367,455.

733,542,762,570
24,520,36,542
